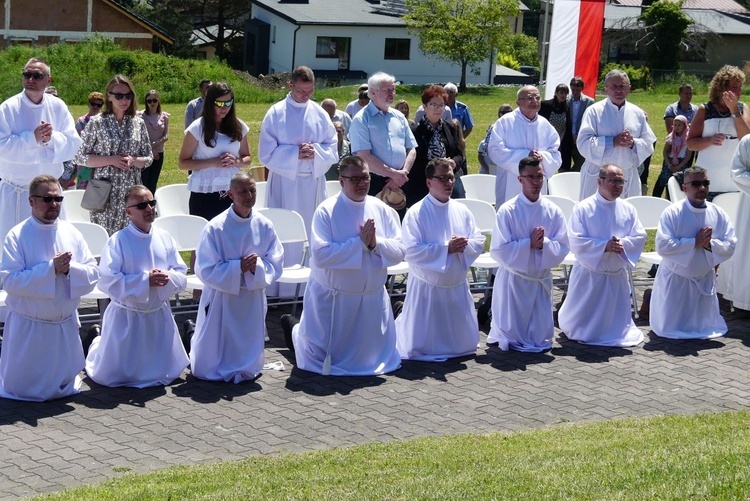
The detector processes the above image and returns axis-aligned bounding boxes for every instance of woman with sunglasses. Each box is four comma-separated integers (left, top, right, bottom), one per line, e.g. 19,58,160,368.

74,75,153,235
74,92,105,189
178,82,251,222
138,90,169,194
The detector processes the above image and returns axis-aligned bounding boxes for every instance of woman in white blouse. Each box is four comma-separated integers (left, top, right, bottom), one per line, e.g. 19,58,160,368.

74,74,153,235
178,82,252,221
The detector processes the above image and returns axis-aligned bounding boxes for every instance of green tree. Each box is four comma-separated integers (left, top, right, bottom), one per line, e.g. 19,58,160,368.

498,33,540,67
639,0,693,72
403,0,519,91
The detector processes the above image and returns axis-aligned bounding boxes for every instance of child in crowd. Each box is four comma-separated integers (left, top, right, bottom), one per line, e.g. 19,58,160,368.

652,115,693,199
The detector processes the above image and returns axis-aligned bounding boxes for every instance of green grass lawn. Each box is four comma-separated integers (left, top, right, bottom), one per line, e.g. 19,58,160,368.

66,85,684,191
37,410,750,500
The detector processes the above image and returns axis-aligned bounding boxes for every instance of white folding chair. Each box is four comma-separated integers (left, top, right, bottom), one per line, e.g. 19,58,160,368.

255,181,267,209
461,174,496,205
154,184,190,217
453,199,500,291
712,192,741,225
258,208,311,315
543,195,578,288
667,176,686,203
326,179,342,199
152,214,209,305
71,221,111,322
0,290,7,325
547,171,581,201
625,196,672,318
61,189,90,222
383,206,410,298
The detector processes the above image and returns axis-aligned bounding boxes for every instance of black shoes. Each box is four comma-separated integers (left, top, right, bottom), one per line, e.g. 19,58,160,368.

280,314,298,352
181,319,195,353
82,324,101,356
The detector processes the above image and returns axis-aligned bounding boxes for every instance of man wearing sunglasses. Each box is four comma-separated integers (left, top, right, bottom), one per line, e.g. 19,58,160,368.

85,186,190,388
650,167,736,339
0,57,82,255
0,175,99,401
559,164,646,347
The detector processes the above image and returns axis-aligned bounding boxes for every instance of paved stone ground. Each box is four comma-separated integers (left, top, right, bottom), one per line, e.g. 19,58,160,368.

1,264,749,499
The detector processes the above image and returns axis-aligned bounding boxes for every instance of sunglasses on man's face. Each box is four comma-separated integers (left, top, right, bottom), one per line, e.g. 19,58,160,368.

89,101,103,108
31,195,64,203
22,72,46,81
127,199,157,210
687,180,711,188
110,92,134,101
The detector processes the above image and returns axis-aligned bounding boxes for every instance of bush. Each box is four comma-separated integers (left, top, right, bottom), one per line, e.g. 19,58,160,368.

0,38,284,105
497,53,521,71
600,63,652,91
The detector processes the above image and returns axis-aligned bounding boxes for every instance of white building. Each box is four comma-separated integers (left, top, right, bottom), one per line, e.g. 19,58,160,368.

244,0,526,85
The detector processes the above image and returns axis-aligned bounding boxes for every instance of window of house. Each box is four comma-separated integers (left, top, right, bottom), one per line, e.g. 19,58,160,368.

384,38,410,60
316,37,350,58
271,25,276,44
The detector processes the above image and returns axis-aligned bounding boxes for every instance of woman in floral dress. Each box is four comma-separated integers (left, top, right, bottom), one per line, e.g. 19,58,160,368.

74,75,153,235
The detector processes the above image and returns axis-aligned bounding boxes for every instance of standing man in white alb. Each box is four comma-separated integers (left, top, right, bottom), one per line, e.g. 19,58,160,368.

558,164,646,347
0,57,82,249
0,175,99,401
577,69,656,199
258,66,338,296
650,167,736,339
487,85,561,208
395,158,485,361
488,156,569,352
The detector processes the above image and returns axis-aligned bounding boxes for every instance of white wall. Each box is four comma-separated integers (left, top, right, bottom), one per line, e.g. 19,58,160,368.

252,9,494,84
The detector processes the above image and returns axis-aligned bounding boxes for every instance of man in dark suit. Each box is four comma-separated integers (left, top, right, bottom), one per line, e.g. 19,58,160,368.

567,76,595,172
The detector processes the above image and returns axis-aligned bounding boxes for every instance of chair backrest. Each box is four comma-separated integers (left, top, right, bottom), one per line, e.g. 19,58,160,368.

61,189,91,223
326,180,342,199
547,172,581,201
70,221,109,258
152,214,209,251
453,198,496,234
667,176,686,202
625,196,672,230
461,174,496,205
543,195,577,221
255,181,267,209
257,208,308,245
154,184,190,217
712,192,741,225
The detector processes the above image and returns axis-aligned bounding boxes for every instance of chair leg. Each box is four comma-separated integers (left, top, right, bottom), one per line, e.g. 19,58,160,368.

628,269,638,319
291,283,301,317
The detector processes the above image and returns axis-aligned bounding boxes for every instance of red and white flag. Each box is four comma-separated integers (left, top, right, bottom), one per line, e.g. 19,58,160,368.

544,0,606,99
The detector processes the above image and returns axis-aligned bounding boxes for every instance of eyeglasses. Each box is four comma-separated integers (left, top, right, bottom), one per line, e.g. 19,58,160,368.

426,102,445,109
520,174,545,182
127,199,157,210
521,95,542,102
687,180,711,188
89,101,103,108
31,195,64,203
214,99,234,108
429,174,455,183
608,84,630,91
600,177,628,186
146,99,159,104
341,175,371,185
22,72,47,81
110,92,134,101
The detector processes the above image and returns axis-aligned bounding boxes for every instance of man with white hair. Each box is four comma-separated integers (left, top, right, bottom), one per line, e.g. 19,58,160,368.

0,57,82,249
349,72,417,204
487,85,561,207
443,82,474,138
577,69,656,199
